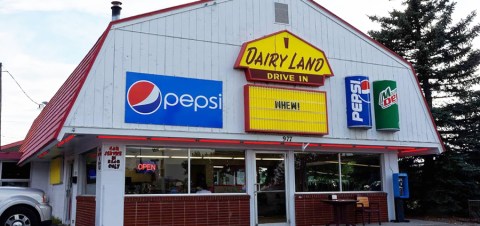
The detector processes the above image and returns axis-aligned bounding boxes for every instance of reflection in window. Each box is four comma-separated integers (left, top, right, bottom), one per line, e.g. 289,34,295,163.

0,162,31,187
1,162,30,179
84,150,97,195
295,152,381,192
191,149,245,193
125,148,188,194
125,147,245,195
341,153,382,191
295,153,339,192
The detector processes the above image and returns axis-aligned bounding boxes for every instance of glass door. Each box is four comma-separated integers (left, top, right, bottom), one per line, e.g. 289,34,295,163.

254,152,288,225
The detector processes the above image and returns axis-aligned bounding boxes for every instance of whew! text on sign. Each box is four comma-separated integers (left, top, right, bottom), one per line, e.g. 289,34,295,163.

244,85,328,135
235,30,333,86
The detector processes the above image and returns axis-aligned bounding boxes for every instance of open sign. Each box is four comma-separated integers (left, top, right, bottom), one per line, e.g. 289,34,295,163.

136,163,157,173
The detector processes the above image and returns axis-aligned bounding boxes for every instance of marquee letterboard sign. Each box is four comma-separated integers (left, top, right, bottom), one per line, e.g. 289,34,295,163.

235,30,333,86
244,85,328,135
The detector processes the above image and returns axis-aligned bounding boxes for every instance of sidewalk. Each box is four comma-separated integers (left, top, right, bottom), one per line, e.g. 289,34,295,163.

362,219,480,225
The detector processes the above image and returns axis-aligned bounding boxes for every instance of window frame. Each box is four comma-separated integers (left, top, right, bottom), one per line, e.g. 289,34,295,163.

294,152,383,193
0,161,31,187
124,146,247,196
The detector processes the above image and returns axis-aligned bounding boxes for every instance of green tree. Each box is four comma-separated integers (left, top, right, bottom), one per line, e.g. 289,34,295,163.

369,0,480,216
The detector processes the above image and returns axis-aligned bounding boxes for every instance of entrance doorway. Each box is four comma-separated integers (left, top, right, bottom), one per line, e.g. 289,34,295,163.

254,152,288,225
65,161,74,224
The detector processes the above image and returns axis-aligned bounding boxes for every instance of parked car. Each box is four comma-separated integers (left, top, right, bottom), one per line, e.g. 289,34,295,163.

0,187,52,226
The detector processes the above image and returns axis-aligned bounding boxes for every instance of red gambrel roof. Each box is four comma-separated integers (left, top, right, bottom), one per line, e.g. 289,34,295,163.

1,140,23,161
17,0,211,164
1,140,23,151
18,30,108,164
18,0,444,163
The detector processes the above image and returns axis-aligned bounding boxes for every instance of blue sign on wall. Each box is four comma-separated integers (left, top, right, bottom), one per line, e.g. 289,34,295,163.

125,72,223,128
345,75,372,128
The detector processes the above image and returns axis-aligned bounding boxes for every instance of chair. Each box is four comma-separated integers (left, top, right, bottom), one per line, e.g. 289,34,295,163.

356,196,381,225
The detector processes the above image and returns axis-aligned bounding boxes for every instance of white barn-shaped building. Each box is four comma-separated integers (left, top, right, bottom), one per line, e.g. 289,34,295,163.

16,0,444,225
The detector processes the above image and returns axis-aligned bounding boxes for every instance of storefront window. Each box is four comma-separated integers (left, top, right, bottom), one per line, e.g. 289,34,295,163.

0,162,30,187
295,152,381,192
84,150,97,195
191,149,245,193
295,153,340,192
341,153,382,191
125,147,245,194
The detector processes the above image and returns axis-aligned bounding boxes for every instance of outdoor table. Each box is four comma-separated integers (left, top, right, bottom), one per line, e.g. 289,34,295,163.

322,199,358,226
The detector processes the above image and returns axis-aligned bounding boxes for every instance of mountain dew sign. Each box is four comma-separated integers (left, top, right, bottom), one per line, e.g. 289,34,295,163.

373,80,400,131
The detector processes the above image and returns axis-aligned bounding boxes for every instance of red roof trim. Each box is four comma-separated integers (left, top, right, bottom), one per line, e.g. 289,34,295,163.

1,140,23,151
110,0,212,26
18,0,214,164
306,0,445,153
0,152,22,161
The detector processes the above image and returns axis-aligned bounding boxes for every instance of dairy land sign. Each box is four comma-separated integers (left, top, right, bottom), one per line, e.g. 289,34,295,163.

235,30,333,86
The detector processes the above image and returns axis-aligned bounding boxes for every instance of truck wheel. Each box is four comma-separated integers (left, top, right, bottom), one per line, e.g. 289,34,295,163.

0,206,40,226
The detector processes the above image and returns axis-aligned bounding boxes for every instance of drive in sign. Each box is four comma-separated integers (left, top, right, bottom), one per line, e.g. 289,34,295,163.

235,30,333,86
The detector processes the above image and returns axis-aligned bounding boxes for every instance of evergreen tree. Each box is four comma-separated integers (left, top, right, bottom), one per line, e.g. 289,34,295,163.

369,0,480,216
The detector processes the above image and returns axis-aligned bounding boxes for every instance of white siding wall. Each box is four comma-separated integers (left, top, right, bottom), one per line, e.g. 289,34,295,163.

47,182,66,220
64,0,440,149
30,162,49,193
41,158,70,222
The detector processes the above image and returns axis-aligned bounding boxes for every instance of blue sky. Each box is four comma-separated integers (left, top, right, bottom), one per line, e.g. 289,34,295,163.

1,0,479,145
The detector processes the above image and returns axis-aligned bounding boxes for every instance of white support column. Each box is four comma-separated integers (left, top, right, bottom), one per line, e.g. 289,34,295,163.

95,144,125,226
69,155,80,226
287,150,296,225
382,152,399,221
245,150,256,226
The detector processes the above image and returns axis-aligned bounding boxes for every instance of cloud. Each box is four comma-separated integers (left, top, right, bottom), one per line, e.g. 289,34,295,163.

0,22,76,145
0,0,199,145
0,0,107,14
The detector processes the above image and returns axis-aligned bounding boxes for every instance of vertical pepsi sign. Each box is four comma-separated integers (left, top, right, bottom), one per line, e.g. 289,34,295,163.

125,72,223,128
345,76,372,128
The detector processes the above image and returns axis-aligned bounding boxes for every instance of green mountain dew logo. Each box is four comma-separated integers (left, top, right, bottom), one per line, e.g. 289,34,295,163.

378,87,398,109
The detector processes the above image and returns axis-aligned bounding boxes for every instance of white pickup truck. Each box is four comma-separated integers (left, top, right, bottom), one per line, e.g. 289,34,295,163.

0,187,52,226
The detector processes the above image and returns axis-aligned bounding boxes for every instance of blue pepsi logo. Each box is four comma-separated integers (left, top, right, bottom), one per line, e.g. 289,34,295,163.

127,80,162,115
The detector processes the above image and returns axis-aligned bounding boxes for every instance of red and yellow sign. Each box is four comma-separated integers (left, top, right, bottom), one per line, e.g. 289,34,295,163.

244,85,328,135
235,30,333,86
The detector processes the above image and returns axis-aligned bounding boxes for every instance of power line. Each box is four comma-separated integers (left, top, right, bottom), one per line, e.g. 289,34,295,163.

1,70,45,108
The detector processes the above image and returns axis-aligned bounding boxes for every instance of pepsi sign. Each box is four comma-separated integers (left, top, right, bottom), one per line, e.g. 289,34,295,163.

125,72,223,128
345,76,372,128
